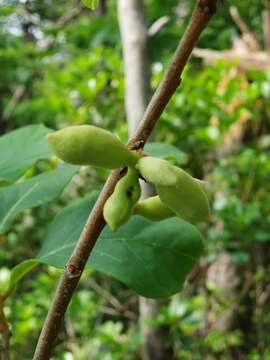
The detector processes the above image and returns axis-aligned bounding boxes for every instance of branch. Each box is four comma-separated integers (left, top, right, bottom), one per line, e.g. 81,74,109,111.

263,9,270,49
33,1,218,358
2,85,26,122
148,16,170,37
56,3,84,27
229,6,259,51
193,47,270,70
0,297,10,360
229,6,250,35
86,278,137,319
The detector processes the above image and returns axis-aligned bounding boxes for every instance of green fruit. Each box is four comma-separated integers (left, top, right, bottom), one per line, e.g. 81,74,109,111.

136,156,178,186
157,172,210,224
137,156,210,224
134,196,174,221
47,125,139,169
103,167,141,231
194,178,208,196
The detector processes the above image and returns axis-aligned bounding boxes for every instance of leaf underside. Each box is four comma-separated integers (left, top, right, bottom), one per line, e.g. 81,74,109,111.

0,164,78,233
0,124,52,184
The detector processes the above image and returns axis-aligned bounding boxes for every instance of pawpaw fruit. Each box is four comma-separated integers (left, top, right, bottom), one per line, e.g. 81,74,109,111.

103,167,141,231
134,196,174,221
136,156,178,186
137,156,210,224
47,125,139,169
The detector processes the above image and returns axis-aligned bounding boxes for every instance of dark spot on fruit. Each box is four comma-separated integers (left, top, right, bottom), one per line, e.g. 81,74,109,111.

126,185,134,198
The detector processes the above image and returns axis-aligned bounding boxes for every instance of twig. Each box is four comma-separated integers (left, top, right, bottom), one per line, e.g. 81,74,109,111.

33,1,218,359
148,16,170,37
0,297,10,360
263,9,270,49
86,277,137,319
2,85,26,122
229,6,259,51
56,3,84,27
230,6,250,35
87,277,122,309
193,47,270,70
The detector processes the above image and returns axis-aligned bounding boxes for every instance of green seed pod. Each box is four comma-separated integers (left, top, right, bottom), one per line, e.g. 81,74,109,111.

47,125,139,169
103,167,141,231
134,196,174,221
157,170,210,224
137,156,210,224
136,156,178,186
194,178,208,196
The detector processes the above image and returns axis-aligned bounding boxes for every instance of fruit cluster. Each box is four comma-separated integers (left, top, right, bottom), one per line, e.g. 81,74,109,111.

47,125,210,231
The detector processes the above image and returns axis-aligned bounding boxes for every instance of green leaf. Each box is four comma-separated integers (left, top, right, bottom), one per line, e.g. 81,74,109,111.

38,193,99,267
0,164,78,233
145,142,187,164
9,259,37,292
38,195,204,298
1,260,37,297
0,124,52,184
92,218,204,298
81,0,99,9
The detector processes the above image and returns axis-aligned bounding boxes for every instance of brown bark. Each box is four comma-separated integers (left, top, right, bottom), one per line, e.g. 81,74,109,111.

0,298,10,360
263,9,270,49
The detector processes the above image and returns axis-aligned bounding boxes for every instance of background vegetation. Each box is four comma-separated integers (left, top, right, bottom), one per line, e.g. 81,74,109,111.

0,0,270,359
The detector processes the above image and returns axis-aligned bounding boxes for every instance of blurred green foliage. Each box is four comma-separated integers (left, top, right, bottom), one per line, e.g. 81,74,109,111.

0,0,270,359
